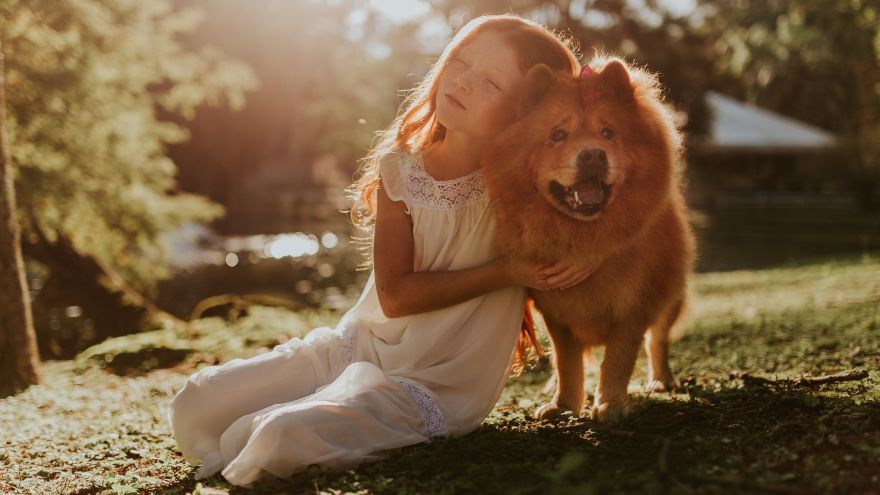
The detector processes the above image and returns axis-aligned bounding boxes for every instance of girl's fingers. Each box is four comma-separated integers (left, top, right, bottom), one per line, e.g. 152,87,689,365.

537,260,565,276
568,269,592,285
540,262,597,284
544,273,569,286
545,265,579,285
553,276,579,288
549,267,593,288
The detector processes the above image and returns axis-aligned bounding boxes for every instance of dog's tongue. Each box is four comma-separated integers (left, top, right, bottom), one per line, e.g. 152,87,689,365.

572,179,604,205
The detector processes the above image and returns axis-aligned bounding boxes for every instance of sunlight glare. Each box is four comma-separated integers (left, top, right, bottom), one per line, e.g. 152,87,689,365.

321,231,339,249
367,0,430,24
658,0,697,16
268,233,321,259
225,252,239,267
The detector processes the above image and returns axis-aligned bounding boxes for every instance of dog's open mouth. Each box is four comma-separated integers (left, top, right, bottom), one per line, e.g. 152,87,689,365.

549,179,611,216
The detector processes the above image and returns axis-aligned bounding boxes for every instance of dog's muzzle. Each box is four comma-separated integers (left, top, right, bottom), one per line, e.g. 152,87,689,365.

549,148,612,216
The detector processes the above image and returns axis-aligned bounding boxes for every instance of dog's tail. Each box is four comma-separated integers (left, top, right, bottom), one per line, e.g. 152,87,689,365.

512,297,544,375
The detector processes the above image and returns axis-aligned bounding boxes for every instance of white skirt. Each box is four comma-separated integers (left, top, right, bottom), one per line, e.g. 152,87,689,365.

166,327,432,487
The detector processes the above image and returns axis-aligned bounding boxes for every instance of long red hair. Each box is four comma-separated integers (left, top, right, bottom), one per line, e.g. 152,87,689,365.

346,13,582,372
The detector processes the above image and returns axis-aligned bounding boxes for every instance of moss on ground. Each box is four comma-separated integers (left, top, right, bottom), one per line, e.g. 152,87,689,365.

1,255,878,494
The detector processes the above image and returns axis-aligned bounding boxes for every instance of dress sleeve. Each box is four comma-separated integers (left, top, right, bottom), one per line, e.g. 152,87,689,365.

377,152,411,213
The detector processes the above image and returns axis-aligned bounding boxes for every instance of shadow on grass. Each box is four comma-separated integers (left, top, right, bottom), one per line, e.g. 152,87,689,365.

185,378,877,495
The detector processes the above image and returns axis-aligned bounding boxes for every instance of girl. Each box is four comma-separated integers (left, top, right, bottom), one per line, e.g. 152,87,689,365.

167,13,594,488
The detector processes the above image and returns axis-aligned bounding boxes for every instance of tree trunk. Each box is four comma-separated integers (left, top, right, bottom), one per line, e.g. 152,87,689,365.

0,38,41,398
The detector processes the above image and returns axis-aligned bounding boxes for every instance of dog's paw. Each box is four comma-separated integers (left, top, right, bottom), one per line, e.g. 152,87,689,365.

535,402,575,421
590,400,629,423
646,377,678,393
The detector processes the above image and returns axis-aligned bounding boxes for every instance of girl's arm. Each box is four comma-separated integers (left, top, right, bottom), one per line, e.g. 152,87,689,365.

373,182,550,318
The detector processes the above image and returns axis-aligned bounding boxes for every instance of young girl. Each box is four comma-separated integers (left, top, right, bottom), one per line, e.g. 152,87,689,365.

167,13,594,488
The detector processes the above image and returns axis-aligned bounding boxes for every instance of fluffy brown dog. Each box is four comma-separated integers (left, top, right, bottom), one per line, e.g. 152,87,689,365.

484,55,696,423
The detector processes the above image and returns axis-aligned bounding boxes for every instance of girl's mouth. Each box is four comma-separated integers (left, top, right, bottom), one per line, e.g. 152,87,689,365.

445,93,467,110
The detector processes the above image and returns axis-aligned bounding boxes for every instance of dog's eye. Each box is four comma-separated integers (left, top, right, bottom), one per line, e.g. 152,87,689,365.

601,127,615,140
550,129,568,142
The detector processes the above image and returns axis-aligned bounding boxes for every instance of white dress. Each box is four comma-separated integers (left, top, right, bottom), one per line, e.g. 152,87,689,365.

166,150,527,487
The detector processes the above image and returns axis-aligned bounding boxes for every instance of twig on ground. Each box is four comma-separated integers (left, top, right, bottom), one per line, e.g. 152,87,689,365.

550,423,637,438
731,369,869,387
793,369,869,385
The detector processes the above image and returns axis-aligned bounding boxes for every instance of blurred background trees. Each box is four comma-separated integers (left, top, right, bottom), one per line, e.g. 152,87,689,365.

1,0,877,369
2,0,254,290
701,0,880,208
1,0,256,358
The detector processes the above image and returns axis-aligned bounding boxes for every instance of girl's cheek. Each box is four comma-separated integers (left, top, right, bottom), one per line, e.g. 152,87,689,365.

490,98,519,130
477,109,501,134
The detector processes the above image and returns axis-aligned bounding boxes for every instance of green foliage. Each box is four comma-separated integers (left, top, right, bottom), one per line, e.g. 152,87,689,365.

702,0,878,127
75,305,339,375
0,0,258,289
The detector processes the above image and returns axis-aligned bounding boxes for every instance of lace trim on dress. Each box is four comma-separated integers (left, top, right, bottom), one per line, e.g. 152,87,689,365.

403,153,487,210
392,377,449,440
340,324,357,364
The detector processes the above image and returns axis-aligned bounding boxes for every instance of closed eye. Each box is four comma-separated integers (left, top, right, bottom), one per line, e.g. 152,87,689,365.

456,57,501,91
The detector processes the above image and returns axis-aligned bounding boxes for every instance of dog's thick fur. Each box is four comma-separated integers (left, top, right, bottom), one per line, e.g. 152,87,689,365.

484,56,696,422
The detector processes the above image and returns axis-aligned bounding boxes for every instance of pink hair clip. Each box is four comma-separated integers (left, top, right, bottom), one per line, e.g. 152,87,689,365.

580,64,601,104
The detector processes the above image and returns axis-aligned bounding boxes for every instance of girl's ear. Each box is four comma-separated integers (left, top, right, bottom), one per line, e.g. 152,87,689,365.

597,59,634,102
516,64,556,118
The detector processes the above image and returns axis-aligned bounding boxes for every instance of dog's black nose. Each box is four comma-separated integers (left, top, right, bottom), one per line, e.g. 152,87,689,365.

577,148,608,179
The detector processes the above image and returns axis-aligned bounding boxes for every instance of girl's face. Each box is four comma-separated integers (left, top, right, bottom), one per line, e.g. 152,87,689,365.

435,30,524,139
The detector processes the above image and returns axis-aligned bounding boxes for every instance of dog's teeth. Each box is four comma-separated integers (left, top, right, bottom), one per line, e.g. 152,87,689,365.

565,191,582,208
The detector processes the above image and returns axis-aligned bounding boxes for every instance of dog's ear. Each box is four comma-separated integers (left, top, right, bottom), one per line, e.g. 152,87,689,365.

597,59,634,102
516,64,556,117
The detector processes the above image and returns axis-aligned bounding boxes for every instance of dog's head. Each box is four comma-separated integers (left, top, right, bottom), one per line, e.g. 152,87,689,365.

487,56,682,224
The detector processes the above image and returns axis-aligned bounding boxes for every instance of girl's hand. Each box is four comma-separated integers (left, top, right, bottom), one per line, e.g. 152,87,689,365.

537,259,599,290
496,256,553,291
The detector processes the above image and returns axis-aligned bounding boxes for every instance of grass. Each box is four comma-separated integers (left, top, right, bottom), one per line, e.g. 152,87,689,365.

1,254,878,494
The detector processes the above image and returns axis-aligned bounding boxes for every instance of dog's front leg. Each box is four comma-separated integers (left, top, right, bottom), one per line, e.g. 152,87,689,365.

536,324,584,420
592,329,643,423
645,297,684,392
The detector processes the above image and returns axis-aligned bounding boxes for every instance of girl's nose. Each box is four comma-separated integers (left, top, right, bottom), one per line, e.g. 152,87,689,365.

454,73,473,94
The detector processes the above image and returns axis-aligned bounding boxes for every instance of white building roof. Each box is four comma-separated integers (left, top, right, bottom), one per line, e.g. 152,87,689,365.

692,91,841,153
